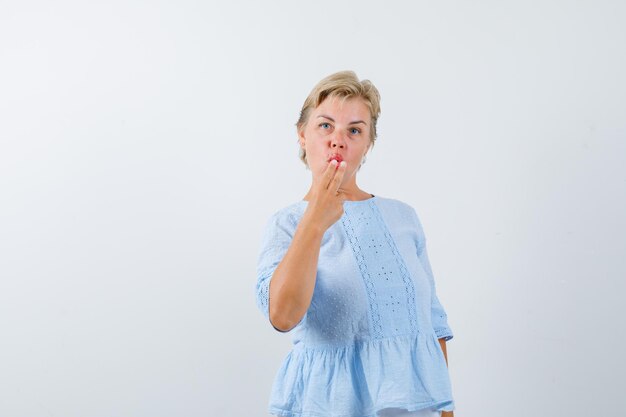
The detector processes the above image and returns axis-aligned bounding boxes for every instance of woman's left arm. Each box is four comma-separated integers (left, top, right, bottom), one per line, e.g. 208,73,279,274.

438,338,454,417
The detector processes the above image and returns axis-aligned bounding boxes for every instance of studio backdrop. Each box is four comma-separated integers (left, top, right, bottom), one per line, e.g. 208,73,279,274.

1,1,624,416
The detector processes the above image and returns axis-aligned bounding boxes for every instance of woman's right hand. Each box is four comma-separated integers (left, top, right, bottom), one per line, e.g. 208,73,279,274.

302,160,347,233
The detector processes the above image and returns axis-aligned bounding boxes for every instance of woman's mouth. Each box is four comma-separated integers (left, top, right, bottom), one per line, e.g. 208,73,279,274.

328,154,344,164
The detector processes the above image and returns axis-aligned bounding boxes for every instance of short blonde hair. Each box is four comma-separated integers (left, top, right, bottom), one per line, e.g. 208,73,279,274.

296,71,381,168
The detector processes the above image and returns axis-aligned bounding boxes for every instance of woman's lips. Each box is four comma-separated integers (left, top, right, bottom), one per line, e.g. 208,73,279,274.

328,154,344,164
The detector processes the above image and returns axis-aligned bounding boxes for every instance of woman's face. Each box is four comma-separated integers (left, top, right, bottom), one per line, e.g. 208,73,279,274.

298,96,372,180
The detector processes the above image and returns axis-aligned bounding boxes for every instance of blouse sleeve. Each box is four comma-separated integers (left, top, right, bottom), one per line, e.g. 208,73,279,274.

254,209,303,333
411,208,454,341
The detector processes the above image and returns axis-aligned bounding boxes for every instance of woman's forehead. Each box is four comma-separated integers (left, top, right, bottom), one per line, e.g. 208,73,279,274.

314,96,370,119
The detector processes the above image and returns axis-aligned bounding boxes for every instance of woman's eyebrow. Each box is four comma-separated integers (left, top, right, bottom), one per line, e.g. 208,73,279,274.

317,115,367,125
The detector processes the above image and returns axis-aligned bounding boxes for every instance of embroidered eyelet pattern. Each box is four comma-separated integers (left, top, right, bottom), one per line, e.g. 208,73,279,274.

371,203,419,335
342,200,419,338
341,205,383,338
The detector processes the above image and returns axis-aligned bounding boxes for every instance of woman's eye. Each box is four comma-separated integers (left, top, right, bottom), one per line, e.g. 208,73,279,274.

350,128,361,135
319,123,331,129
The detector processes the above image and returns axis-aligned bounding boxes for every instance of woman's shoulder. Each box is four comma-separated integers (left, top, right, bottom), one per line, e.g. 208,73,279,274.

264,200,307,227
266,196,420,224
374,195,420,217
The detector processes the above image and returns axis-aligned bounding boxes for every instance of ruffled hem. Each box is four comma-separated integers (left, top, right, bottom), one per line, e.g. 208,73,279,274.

268,332,455,417
270,399,454,417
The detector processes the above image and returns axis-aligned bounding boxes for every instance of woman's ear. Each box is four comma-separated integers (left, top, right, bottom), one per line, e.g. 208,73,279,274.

298,129,306,149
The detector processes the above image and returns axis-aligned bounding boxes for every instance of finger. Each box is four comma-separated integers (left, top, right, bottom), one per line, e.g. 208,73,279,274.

330,161,347,191
322,159,339,189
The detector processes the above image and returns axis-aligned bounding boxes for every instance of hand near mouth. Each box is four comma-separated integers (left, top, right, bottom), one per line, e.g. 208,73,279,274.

302,159,348,233
328,154,344,167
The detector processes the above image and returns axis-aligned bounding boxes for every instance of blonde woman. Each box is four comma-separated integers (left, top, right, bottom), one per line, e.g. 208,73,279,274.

255,71,456,417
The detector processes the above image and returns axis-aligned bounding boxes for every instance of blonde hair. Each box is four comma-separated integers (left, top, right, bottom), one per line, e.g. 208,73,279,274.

296,71,381,169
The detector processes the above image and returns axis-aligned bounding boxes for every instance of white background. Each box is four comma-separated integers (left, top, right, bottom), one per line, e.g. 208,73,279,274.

1,1,625,416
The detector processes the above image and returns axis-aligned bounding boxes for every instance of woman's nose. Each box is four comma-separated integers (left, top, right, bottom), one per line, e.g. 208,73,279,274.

331,131,346,148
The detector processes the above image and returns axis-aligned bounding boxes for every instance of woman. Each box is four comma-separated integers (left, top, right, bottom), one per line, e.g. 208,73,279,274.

255,71,456,417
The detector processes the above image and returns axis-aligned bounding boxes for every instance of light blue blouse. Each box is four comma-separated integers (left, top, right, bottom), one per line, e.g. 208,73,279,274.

254,195,455,417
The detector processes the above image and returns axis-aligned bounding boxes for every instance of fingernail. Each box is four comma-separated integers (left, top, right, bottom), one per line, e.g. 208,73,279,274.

331,159,338,166
340,161,346,167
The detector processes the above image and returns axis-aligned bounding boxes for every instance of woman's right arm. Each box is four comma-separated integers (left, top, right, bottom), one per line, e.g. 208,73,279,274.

268,214,325,331
269,160,347,331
